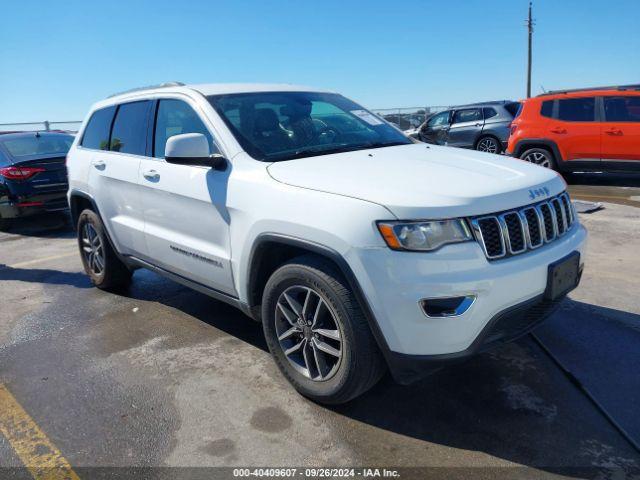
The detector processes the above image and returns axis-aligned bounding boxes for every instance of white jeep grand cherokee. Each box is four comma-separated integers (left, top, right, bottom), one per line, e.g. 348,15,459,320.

67,83,586,404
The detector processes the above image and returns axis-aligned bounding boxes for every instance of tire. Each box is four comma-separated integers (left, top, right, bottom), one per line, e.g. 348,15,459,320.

261,255,385,404
77,209,132,290
476,136,502,154
520,147,557,170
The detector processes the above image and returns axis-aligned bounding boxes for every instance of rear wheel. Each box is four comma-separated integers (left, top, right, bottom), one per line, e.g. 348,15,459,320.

77,209,132,290
520,147,557,170
476,136,502,154
261,255,385,404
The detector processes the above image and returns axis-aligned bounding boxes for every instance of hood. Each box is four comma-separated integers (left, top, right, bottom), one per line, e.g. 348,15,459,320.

267,143,566,219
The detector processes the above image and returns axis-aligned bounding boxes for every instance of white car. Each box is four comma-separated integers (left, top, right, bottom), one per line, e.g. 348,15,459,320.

66,82,587,404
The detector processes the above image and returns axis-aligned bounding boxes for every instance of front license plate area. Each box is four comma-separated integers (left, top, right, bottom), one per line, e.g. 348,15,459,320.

545,251,580,300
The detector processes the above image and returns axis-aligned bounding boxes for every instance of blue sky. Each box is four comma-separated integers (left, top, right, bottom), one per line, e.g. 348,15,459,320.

1,0,638,123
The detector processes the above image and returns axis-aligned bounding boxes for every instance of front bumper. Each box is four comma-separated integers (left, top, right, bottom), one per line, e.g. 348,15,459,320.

385,292,571,384
346,223,587,382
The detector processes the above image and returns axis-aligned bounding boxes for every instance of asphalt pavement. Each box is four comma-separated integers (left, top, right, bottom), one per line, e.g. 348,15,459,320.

0,174,639,479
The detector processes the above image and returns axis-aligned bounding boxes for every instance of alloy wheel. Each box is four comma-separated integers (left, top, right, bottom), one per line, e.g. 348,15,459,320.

477,138,499,153
524,151,551,168
274,285,342,381
81,223,105,275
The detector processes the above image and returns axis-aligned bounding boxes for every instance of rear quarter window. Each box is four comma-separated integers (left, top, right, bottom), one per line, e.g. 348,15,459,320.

483,107,498,119
504,102,521,117
540,100,554,118
81,106,116,150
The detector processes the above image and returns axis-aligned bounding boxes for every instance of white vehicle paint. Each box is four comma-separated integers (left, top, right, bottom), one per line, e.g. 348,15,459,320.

67,83,587,396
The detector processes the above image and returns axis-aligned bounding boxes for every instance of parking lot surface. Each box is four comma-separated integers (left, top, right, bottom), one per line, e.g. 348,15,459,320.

1,176,639,479
567,172,640,208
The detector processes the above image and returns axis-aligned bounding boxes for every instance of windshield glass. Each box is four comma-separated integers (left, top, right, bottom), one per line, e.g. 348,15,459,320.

207,92,410,161
1,134,74,158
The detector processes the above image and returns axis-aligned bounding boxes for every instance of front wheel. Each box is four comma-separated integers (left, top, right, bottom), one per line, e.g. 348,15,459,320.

261,255,385,404
520,147,557,170
77,209,132,290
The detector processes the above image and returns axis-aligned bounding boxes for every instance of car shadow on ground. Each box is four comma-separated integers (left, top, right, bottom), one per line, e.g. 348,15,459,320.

114,273,640,477
124,269,269,352
566,171,640,188
0,263,92,288
0,212,74,239
327,299,640,477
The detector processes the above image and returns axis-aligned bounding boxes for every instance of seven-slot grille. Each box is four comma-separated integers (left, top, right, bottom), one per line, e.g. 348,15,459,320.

471,192,575,260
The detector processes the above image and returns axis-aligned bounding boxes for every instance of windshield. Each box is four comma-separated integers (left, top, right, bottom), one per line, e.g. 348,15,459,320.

207,92,411,161
1,134,74,158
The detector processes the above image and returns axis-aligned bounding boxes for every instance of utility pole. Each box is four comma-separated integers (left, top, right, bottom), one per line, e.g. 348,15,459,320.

526,2,534,98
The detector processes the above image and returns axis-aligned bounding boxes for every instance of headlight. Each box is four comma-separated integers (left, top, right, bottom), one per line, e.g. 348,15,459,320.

377,219,473,251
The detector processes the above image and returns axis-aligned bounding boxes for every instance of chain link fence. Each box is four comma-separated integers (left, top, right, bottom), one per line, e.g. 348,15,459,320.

0,106,450,135
371,106,449,131
0,121,82,134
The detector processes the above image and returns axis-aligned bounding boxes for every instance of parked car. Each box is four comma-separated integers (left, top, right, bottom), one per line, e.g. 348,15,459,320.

507,84,640,172
66,83,586,404
417,101,520,153
0,131,73,230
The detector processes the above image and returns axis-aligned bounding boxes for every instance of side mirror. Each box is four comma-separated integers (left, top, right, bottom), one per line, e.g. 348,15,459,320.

165,133,227,170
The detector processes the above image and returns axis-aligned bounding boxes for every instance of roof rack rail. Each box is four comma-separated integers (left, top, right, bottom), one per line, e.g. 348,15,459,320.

454,100,515,107
108,81,185,98
538,84,640,96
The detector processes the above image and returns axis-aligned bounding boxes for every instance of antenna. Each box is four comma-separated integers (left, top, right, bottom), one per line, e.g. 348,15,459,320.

526,2,536,98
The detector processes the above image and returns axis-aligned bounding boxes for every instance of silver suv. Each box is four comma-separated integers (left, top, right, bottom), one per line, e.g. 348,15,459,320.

417,101,520,153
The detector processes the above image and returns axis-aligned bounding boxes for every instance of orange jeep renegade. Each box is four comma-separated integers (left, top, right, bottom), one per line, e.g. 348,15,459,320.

507,85,640,172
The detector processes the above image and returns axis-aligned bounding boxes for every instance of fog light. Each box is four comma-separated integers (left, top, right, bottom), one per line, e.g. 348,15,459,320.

420,296,475,318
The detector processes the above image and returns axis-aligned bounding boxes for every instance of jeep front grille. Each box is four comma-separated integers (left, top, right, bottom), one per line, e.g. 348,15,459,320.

470,192,576,260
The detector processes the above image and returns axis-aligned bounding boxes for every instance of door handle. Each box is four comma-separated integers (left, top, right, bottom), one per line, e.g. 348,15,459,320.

550,127,567,134
91,160,106,169
143,169,160,181
605,128,623,136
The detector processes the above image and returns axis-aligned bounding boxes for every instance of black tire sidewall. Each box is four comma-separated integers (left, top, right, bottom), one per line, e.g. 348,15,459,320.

77,209,110,287
476,136,501,153
521,147,557,170
262,263,358,400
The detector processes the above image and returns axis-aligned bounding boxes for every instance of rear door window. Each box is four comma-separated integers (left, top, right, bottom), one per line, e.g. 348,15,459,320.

452,109,482,124
81,106,116,150
109,101,152,155
603,96,640,122
557,97,595,122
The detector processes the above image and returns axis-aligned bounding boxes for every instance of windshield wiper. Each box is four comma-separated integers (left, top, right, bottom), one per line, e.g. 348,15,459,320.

270,141,409,161
270,144,358,161
352,140,409,150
